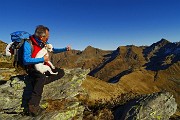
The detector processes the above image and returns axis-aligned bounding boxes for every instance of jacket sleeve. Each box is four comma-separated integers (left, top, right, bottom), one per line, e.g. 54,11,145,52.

53,47,67,53
46,41,67,53
23,41,44,65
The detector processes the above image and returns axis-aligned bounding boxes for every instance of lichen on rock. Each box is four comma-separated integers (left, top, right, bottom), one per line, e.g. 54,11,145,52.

0,68,89,120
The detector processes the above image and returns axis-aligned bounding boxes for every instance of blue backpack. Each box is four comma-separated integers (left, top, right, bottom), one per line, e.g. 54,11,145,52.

11,31,30,42
9,31,33,69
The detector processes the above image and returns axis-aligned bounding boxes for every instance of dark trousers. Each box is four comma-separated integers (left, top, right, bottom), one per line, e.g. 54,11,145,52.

27,67,65,106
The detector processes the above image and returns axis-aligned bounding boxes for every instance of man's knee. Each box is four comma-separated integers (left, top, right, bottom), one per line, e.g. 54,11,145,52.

36,75,46,81
54,68,64,79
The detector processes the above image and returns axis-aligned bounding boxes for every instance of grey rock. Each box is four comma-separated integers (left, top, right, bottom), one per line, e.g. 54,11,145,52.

114,92,177,120
0,68,89,120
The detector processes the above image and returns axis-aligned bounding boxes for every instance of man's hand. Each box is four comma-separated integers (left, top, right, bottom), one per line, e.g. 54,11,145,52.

44,54,49,62
66,45,71,51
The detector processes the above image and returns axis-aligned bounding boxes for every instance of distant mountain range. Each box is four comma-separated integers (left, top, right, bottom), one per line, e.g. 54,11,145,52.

50,39,180,81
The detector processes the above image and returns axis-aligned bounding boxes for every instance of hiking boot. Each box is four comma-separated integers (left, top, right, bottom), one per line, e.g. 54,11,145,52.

28,104,44,117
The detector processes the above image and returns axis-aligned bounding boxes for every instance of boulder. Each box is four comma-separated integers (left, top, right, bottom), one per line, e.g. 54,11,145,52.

114,92,177,120
0,68,89,120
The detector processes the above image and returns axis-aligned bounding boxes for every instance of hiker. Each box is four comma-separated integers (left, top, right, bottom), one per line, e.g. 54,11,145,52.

23,25,71,116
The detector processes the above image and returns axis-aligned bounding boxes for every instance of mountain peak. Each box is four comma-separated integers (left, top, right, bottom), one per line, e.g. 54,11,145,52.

84,45,96,50
158,38,170,44
83,45,98,54
148,38,170,51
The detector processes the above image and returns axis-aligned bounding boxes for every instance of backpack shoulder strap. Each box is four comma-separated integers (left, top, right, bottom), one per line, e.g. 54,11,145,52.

25,39,34,53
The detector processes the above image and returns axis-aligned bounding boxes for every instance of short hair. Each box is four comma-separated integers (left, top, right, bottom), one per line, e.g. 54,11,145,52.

34,25,49,37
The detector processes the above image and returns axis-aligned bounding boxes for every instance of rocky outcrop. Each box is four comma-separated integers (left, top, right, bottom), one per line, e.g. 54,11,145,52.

114,92,177,120
0,68,89,120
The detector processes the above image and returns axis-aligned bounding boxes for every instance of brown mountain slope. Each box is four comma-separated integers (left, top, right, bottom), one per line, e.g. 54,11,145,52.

143,38,171,60
51,45,148,82
82,75,127,103
82,63,180,116
82,62,179,104
90,45,147,82
51,39,179,83
0,40,7,54
51,46,112,70
118,62,180,112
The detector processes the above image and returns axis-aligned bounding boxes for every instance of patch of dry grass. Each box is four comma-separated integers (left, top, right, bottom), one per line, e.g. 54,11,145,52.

46,99,71,112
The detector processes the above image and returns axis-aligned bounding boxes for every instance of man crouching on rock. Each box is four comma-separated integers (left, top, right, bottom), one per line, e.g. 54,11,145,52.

23,25,71,116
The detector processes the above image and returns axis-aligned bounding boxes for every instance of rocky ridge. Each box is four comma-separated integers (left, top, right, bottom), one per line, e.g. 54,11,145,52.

50,39,180,82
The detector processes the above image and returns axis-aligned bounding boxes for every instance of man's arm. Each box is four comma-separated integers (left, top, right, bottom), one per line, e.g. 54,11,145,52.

23,41,44,65
52,47,67,53
46,42,68,53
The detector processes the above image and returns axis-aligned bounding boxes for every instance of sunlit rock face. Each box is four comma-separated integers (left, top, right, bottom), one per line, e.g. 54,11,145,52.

0,68,89,120
114,92,177,120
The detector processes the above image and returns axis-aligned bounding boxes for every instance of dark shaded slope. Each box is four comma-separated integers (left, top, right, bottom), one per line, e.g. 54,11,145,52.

144,40,180,71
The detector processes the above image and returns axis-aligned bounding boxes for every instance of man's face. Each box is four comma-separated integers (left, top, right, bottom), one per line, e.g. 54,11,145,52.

40,30,49,43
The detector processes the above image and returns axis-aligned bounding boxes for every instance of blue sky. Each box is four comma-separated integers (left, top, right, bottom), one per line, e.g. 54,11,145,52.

0,0,180,50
